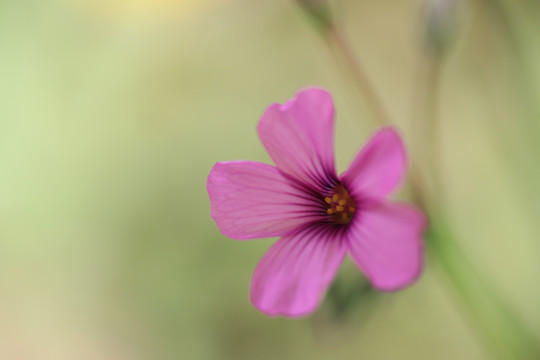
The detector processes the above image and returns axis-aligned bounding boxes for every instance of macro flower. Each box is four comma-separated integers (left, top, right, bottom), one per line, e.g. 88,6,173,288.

207,88,425,317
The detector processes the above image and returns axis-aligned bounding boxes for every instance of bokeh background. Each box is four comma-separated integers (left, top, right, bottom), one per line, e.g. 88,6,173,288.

0,0,539,359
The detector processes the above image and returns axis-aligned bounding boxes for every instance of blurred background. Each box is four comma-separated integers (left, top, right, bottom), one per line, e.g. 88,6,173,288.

0,0,539,359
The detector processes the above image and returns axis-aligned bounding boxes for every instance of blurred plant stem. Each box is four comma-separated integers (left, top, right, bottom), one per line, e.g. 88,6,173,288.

428,215,540,360
409,55,443,210
293,0,389,126
479,0,540,135
473,0,540,236
295,3,539,358
414,3,539,357
322,26,390,126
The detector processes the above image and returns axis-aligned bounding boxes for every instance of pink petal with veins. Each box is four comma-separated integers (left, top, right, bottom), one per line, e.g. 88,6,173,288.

257,88,336,189
207,161,321,240
341,128,406,199
251,225,347,317
346,201,425,291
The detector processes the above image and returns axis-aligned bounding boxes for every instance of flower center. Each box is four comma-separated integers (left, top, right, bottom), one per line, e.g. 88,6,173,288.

324,184,356,225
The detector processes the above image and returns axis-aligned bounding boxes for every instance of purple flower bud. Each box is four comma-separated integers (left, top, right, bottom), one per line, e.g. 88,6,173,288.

423,0,462,57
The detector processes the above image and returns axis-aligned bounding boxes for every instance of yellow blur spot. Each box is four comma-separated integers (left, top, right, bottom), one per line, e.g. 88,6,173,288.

327,209,334,215
69,0,224,20
332,194,339,202
325,197,332,204
349,207,355,213
336,205,344,212
338,199,347,206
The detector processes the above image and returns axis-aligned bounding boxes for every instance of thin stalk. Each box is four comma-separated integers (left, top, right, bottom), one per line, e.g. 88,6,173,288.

323,25,390,127
421,59,443,197
411,42,540,360
427,217,540,360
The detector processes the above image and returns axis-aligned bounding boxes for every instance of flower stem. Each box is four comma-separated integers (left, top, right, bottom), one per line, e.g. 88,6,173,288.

411,40,540,360
411,55,444,199
410,35,540,360
427,216,540,360
323,25,390,127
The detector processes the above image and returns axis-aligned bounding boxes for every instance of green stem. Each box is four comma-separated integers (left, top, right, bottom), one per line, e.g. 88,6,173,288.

323,25,390,127
411,9,540,358
412,37,540,360
427,217,540,360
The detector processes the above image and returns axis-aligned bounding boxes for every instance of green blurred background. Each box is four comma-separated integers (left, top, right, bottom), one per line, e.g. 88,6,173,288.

0,0,539,359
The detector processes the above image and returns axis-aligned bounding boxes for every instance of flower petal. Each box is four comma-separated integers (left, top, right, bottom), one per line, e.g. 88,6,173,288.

207,161,321,240
346,201,425,291
257,88,337,190
250,225,346,317
340,127,406,199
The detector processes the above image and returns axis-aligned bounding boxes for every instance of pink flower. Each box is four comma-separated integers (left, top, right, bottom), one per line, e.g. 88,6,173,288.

207,88,425,317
